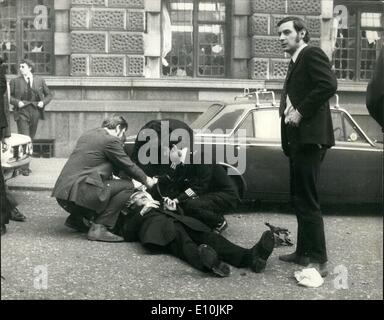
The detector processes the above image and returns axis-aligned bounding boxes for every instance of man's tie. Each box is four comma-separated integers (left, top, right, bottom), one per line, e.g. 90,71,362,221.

26,77,32,101
279,60,294,116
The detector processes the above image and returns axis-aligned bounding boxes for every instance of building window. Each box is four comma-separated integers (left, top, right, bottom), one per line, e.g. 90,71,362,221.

332,2,383,81
0,0,54,75
161,0,229,78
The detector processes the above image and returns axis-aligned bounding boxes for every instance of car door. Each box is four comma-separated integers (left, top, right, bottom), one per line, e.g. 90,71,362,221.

318,109,383,204
234,108,290,201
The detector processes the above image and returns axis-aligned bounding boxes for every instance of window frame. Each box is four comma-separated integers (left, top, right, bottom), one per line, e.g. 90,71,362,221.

0,0,55,75
161,0,231,78
333,0,384,81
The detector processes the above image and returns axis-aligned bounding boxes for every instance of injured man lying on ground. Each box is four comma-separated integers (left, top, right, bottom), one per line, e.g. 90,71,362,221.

114,190,275,278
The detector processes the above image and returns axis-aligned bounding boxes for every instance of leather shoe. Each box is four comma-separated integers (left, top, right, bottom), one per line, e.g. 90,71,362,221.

308,262,328,277
198,244,230,277
21,168,32,176
251,230,275,273
279,252,310,266
10,208,26,222
1,224,6,236
87,223,124,242
65,215,90,233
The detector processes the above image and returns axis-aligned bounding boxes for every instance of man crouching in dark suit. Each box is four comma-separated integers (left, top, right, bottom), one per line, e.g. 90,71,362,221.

115,191,275,277
277,17,337,277
52,115,158,242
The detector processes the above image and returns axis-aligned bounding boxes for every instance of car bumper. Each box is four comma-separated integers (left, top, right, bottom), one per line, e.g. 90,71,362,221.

2,157,31,180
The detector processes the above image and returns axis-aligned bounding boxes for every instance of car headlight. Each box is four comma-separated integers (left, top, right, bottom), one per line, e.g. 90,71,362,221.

18,145,24,158
1,145,14,163
27,142,33,155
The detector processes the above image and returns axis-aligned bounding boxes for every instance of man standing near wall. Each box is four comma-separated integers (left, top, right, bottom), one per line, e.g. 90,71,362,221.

9,59,53,175
277,17,337,277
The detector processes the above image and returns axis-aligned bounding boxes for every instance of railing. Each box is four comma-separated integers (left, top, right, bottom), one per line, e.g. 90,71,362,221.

234,88,276,107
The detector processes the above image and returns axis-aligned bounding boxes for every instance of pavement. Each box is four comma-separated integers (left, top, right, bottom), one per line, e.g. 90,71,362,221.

2,157,383,300
1,190,383,300
7,157,67,191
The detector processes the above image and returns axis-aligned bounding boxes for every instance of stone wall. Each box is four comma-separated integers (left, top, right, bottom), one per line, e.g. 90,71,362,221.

69,0,146,76
248,0,323,80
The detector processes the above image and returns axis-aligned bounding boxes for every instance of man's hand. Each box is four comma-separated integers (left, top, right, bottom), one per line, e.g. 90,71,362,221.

18,101,25,108
2,137,11,152
145,176,158,189
37,101,44,108
285,109,302,127
140,199,160,216
163,197,178,211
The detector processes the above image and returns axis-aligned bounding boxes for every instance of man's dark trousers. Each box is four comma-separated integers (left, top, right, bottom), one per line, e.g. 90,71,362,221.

149,222,251,270
58,179,135,228
16,105,40,140
289,143,327,264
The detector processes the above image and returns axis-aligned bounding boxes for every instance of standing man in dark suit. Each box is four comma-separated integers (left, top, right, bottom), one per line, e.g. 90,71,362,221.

276,17,337,277
9,59,53,140
0,56,11,235
52,115,158,242
116,191,275,277
9,59,53,176
366,46,383,129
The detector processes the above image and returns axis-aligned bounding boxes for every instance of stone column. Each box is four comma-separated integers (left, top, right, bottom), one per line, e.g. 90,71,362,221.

54,0,71,76
249,0,323,80
232,0,251,79
70,0,145,77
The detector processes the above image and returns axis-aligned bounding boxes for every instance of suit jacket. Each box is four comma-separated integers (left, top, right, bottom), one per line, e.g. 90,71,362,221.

0,64,10,140
366,46,384,128
280,46,337,155
52,128,148,213
117,206,211,245
9,75,53,121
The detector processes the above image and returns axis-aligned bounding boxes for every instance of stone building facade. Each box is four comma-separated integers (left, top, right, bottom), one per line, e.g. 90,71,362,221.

1,0,382,157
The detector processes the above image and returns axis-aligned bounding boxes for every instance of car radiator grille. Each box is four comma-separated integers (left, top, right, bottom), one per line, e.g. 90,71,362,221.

12,144,28,161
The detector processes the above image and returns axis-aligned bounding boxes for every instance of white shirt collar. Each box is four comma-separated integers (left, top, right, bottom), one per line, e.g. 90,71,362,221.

24,73,33,83
291,43,308,63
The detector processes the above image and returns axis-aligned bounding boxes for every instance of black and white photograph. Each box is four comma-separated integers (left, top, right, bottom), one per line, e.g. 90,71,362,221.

1,0,383,307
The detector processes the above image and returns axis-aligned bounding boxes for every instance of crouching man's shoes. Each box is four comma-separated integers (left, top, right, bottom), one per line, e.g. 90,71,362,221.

279,252,310,266
65,215,90,233
198,244,231,277
21,168,32,176
308,262,328,278
87,223,124,242
10,208,26,222
251,230,275,273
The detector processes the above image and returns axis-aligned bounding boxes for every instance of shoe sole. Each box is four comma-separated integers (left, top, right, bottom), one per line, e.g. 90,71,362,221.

279,255,310,267
252,231,275,273
212,262,231,277
198,245,231,277
64,222,89,233
10,218,26,222
87,236,124,242
259,230,275,260
252,257,267,273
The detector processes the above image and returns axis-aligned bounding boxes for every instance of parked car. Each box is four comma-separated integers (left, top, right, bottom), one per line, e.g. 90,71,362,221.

125,91,383,205
1,133,33,180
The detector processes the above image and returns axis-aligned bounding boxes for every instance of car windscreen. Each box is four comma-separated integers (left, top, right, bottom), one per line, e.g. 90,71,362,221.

202,106,248,134
190,104,225,129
